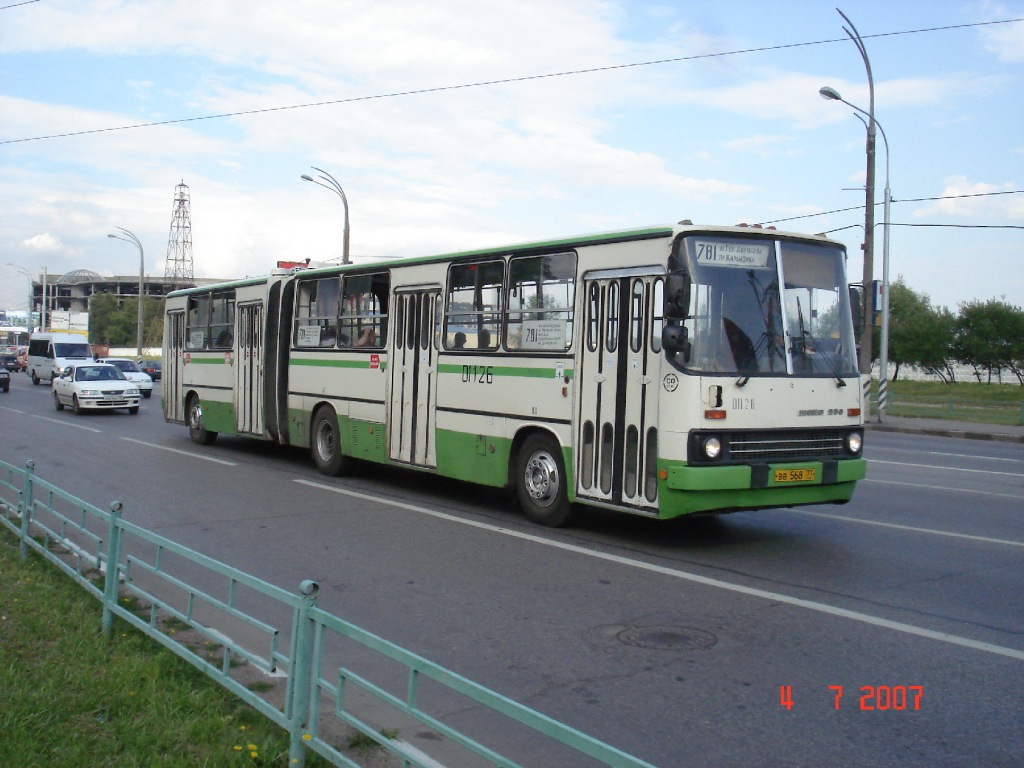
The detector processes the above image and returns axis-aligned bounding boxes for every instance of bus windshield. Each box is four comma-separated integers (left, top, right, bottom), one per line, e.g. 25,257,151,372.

667,235,858,378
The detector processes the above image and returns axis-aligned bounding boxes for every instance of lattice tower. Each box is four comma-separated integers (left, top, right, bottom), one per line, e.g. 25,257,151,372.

164,181,195,290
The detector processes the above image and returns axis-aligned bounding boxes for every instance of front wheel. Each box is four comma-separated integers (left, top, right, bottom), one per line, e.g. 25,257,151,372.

188,396,217,445
142,390,152,399
311,407,354,476
516,433,575,527
128,406,139,415
53,390,64,410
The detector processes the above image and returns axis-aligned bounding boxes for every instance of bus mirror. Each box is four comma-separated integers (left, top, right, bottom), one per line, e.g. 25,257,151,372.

664,271,691,319
848,285,862,329
662,324,691,361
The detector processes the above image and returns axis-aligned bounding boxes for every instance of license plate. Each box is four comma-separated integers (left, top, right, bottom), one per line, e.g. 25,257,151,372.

774,468,816,483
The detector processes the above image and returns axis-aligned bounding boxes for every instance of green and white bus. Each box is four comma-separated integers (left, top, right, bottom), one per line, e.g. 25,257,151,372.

163,221,866,526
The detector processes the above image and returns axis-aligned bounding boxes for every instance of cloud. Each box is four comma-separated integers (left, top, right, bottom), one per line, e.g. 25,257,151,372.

22,233,63,252
911,176,1023,220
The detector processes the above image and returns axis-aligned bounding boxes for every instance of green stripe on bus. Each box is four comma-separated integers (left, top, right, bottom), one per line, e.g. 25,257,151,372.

188,357,230,364
437,364,574,379
292,357,388,371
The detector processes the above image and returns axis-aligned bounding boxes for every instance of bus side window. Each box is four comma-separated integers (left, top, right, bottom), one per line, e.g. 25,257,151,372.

445,260,504,350
506,252,576,352
339,272,388,350
187,295,210,350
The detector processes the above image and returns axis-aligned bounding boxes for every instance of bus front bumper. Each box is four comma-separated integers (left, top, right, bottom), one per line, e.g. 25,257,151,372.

657,458,867,519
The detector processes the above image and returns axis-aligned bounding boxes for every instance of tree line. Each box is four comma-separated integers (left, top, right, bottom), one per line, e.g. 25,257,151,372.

88,294,165,351
882,279,1024,384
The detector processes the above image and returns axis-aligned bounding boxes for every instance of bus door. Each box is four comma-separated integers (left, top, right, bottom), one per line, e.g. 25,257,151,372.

388,289,440,467
575,272,661,511
235,302,264,435
165,310,186,423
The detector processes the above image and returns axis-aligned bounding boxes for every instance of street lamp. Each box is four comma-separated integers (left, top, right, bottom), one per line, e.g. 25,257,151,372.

821,9,877,402
301,167,350,264
107,227,145,358
6,262,37,328
819,84,892,421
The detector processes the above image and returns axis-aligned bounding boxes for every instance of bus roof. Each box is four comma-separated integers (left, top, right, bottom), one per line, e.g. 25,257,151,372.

166,222,838,297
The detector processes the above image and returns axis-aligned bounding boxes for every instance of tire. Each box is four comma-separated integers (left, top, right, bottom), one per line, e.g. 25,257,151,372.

142,391,152,399
188,395,217,445
128,406,139,415
54,390,64,410
72,395,83,415
32,371,39,385
311,407,353,476
515,433,575,527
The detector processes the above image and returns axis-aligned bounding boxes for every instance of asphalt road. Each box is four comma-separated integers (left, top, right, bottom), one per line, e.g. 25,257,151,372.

1,371,1022,767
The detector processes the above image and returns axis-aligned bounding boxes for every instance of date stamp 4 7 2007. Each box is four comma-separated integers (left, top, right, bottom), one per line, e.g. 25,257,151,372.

779,685,923,711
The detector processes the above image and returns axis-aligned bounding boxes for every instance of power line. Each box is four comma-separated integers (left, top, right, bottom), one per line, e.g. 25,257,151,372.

3,16,1022,146
0,0,40,10
760,190,1024,226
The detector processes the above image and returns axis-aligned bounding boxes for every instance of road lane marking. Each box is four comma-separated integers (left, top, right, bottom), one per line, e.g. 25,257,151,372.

869,459,1023,478
120,437,238,466
787,509,1024,547
929,451,1021,463
32,415,102,433
864,478,1023,501
295,478,1024,663
1,406,27,414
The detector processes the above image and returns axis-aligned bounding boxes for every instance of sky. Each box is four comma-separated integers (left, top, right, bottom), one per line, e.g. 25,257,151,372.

1,0,1022,316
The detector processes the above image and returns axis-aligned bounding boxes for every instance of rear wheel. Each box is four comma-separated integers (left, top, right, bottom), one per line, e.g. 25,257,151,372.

516,433,575,527
311,407,354,476
188,395,217,445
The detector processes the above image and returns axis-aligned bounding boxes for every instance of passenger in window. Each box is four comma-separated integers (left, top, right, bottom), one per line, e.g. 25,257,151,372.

478,329,491,349
452,332,466,349
355,328,376,347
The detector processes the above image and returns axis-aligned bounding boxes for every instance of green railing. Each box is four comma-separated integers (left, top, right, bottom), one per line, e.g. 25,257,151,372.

0,458,655,768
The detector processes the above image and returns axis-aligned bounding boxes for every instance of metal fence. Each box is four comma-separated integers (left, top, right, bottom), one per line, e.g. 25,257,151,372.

0,458,655,768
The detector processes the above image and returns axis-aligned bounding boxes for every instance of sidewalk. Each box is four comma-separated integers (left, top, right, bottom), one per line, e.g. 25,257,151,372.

866,415,1024,444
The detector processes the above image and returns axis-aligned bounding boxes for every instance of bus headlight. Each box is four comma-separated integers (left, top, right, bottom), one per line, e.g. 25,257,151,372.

702,436,722,460
845,431,863,456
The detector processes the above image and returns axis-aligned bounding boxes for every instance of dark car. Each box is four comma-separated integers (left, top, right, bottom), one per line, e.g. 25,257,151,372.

140,359,161,381
0,365,10,393
0,351,19,372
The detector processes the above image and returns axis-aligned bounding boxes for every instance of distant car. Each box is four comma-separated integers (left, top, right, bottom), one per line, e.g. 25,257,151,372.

0,351,18,372
96,357,154,398
53,363,140,414
0,365,9,393
139,359,162,381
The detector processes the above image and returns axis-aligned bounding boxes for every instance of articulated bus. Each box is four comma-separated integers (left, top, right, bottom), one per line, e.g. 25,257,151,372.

163,221,866,526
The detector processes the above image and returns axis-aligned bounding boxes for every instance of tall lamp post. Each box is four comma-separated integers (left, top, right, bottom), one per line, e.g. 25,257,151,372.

107,227,145,358
6,262,37,329
820,85,892,421
824,9,877,404
301,167,350,264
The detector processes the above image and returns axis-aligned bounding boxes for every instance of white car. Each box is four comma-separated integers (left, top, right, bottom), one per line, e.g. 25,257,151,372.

97,357,154,398
53,363,141,415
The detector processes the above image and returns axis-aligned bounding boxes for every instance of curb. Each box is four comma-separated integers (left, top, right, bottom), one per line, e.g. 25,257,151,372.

866,423,1024,444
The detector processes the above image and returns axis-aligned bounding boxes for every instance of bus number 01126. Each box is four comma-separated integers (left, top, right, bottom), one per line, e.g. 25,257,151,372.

461,365,494,384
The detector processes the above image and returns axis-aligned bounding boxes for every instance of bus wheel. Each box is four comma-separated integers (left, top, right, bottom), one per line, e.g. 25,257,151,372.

311,407,353,476
188,395,217,445
516,433,575,527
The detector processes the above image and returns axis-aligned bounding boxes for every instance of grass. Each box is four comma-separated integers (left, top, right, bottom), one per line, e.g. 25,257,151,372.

0,535,330,768
879,380,1023,425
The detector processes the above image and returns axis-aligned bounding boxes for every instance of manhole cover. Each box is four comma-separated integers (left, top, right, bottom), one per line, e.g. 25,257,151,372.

616,625,717,651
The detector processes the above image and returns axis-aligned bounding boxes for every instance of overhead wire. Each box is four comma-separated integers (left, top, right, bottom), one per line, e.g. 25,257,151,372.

2,16,1022,146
